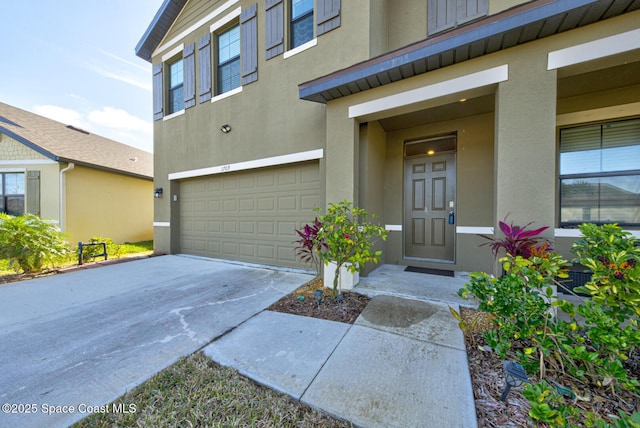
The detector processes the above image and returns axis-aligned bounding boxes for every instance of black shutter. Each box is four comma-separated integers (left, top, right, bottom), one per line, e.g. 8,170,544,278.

183,43,196,109
198,34,212,103
317,0,341,36
241,3,258,85
265,0,284,60
26,171,40,216
152,63,163,120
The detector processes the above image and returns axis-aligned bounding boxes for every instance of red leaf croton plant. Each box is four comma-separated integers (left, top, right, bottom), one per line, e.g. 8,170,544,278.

479,215,550,259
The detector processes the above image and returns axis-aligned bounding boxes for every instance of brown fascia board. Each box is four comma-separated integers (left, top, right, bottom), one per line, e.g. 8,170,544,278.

298,0,601,102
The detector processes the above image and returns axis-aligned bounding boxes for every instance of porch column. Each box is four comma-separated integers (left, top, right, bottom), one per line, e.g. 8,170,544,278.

325,101,359,204
494,50,557,236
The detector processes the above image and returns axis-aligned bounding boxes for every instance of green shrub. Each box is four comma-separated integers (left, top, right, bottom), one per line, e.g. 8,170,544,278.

460,222,639,426
0,213,70,273
459,252,569,373
557,223,640,392
315,200,387,297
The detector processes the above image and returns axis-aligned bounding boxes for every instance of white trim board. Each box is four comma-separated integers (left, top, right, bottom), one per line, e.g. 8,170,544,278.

456,226,494,235
555,228,640,239
161,43,184,62
154,222,170,227
210,7,241,33
169,149,324,180
548,29,640,70
284,38,317,59
154,0,239,58
348,65,508,119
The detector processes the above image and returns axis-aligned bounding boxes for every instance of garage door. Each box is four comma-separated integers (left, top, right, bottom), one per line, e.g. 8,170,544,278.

179,161,321,268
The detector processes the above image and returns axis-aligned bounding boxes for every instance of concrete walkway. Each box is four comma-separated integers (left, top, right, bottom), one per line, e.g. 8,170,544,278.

0,258,478,427
204,264,478,428
0,255,312,428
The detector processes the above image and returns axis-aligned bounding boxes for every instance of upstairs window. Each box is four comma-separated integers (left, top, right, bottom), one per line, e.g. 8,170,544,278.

1,172,25,216
265,0,340,60
290,0,314,49
217,24,241,94
167,57,184,114
559,118,640,227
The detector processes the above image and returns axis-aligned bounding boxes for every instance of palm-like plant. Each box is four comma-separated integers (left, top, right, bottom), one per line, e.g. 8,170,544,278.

479,215,549,258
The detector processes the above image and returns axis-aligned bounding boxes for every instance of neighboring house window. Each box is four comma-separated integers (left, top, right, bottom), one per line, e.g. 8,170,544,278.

0,172,25,215
559,118,640,227
428,0,488,35
217,24,241,94
167,57,184,114
290,0,314,48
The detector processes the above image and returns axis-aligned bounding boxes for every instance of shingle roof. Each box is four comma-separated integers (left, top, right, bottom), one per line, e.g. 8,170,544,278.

0,102,153,180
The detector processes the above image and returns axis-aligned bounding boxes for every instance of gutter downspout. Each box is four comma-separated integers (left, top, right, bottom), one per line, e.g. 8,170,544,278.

59,162,74,232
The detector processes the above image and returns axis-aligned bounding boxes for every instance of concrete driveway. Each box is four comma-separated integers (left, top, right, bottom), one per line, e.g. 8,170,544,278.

0,255,311,428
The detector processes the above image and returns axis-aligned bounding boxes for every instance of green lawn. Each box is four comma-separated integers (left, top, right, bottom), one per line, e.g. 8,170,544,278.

0,240,154,276
74,352,351,428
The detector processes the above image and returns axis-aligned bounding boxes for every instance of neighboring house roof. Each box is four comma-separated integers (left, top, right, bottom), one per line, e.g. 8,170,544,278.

299,0,640,103
0,102,153,180
135,0,188,62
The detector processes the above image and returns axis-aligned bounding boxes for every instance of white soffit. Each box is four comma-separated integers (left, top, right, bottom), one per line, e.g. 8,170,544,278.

169,149,324,180
548,28,640,70
348,65,508,119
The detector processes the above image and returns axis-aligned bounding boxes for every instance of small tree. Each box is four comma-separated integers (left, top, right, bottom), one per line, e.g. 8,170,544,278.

315,200,387,297
0,214,70,273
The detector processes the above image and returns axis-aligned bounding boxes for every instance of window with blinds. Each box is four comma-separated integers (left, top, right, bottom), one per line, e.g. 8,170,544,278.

0,172,25,216
559,118,640,227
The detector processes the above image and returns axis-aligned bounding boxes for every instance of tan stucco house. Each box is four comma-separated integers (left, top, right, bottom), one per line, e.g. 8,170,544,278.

136,0,640,275
0,102,154,245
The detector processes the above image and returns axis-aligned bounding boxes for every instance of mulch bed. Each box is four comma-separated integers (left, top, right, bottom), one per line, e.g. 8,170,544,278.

268,277,370,324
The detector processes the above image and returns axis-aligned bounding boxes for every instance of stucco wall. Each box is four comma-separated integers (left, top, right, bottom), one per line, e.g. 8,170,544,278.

65,165,153,244
152,0,378,252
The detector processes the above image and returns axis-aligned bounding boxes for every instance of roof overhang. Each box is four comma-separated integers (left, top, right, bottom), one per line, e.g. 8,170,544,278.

299,0,640,103
135,0,188,62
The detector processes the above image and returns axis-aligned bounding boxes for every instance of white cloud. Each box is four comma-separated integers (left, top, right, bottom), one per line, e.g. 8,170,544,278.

97,48,149,73
86,64,152,92
87,107,152,135
33,104,93,131
32,104,153,153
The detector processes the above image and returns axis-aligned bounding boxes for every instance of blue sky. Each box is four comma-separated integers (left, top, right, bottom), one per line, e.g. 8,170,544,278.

0,0,163,153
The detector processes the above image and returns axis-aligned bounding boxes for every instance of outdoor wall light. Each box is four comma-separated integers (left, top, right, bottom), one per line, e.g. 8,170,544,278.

220,124,232,133
154,188,163,198
500,360,528,401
